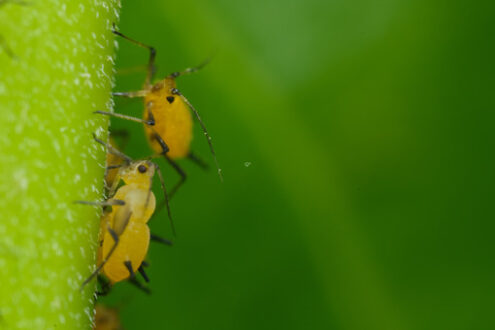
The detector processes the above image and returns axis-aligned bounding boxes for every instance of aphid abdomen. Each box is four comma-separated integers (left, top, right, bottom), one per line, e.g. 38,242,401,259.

102,222,150,283
144,89,193,159
100,184,155,283
79,136,173,290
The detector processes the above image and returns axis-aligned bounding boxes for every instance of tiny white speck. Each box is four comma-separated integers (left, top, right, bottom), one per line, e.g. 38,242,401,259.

13,169,29,190
53,139,61,153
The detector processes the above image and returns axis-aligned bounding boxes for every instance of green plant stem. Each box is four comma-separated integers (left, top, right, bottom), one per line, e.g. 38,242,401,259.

0,1,120,329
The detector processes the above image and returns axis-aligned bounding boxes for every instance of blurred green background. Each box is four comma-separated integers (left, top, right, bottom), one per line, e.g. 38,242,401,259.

101,0,495,329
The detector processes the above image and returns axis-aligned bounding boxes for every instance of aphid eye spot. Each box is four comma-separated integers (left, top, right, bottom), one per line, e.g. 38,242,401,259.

166,96,175,104
138,165,147,173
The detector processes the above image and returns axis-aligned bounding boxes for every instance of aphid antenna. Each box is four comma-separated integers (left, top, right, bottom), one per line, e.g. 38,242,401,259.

153,162,176,236
168,52,216,79
144,153,167,161
171,88,223,182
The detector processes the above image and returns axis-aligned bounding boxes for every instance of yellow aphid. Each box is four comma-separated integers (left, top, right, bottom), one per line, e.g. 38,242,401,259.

144,78,193,159
101,160,156,283
76,135,173,291
97,24,222,197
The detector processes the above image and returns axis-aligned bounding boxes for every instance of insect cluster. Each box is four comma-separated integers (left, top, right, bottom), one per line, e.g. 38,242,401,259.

76,24,222,329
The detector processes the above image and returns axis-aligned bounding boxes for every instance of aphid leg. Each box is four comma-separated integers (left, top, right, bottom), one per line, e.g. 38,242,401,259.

94,132,135,196
95,98,157,128
95,110,154,126
150,233,173,246
80,226,121,291
164,155,187,200
96,104,171,159
154,162,175,236
187,152,209,170
112,90,148,98
124,261,151,294
128,278,151,294
93,133,132,163
138,264,150,283
106,164,123,170
145,100,157,126
111,23,156,88
171,88,223,182
96,275,112,296
124,260,135,278
151,131,170,154
74,199,125,207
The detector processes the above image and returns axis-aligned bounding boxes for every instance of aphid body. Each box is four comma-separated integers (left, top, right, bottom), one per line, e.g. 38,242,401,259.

98,24,222,197
77,135,173,290
99,160,155,283
144,77,192,159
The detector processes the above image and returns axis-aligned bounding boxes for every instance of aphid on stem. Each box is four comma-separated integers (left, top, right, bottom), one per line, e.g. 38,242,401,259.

97,23,223,199
75,134,173,294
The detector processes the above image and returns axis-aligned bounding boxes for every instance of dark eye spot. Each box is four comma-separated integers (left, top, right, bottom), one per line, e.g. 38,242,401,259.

166,96,175,104
138,165,147,173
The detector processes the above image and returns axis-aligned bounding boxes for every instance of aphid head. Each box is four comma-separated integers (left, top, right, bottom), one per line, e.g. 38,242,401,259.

120,160,155,186
151,77,177,102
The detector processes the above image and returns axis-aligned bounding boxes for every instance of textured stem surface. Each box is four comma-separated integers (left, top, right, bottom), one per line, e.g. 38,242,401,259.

0,1,120,329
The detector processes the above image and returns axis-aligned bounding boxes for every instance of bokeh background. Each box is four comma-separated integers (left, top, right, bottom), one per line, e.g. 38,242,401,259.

101,1,495,329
